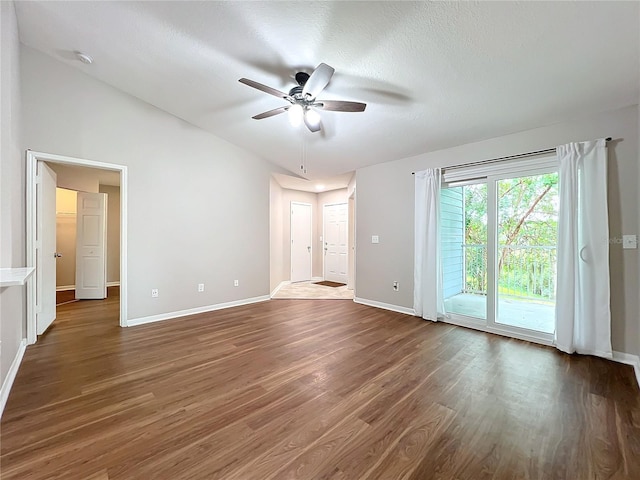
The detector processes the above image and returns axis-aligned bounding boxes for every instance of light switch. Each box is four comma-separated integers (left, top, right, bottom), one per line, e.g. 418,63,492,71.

622,234,637,249
371,235,379,244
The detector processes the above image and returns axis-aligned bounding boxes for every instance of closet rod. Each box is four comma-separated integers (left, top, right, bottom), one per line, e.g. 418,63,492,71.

411,137,612,174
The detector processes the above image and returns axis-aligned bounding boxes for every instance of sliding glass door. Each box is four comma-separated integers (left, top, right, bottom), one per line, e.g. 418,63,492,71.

442,182,487,320
441,161,558,342
495,173,558,334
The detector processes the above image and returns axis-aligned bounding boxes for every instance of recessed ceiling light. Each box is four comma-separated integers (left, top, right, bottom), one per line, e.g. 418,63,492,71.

76,52,93,65
315,184,325,191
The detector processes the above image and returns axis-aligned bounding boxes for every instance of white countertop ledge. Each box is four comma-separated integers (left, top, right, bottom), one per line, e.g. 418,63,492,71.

0,267,35,287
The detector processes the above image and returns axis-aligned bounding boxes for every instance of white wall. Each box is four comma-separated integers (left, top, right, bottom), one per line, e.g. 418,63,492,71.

356,105,640,356
52,164,100,192
21,46,277,321
269,177,284,292
318,189,348,209
0,1,26,392
55,188,77,288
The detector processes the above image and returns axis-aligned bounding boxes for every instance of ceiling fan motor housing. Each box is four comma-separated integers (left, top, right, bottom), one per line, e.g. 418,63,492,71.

288,85,304,98
295,71,310,86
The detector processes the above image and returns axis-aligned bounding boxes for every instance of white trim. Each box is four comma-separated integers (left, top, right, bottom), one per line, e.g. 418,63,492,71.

0,339,27,419
311,276,323,282
612,351,640,389
26,150,128,345
127,295,270,327
270,281,290,297
354,297,415,316
55,285,75,292
442,314,554,347
56,282,120,292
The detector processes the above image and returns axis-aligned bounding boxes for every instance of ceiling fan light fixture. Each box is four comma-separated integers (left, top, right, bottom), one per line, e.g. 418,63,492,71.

305,108,321,128
288,104,303,127
239,62,367,134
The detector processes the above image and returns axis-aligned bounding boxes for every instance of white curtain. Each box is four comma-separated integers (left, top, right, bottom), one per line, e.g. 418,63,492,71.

555,139,612,358
414,168,446,321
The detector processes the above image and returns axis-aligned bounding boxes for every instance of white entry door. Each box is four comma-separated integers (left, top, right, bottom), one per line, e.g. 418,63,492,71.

36,162,57,334
291,202,312,282
75,192,107,299
324,203,348,284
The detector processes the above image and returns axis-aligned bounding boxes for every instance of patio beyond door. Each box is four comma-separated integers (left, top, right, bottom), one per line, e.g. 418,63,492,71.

441,163,559,341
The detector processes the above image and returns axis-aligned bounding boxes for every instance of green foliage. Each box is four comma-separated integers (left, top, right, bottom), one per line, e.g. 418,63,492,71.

449,172,559,299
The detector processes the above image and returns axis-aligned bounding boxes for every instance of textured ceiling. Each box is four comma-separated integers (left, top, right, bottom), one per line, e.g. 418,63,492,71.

15,1,640,180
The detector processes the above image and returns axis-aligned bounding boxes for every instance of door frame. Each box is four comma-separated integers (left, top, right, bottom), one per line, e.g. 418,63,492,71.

26,150,128,344
322,202,348,283
290,201,312,283
347,190,356,291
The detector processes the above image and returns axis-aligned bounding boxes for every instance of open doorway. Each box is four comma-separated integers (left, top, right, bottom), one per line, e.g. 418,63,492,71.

26,151,128,344
269,173,356,300
54,180,120,307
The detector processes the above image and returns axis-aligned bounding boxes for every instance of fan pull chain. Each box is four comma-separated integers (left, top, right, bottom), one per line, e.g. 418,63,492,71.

300,139,307,174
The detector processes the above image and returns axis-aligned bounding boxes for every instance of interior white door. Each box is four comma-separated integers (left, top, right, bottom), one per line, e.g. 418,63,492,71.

76,192,107,299
324,203,348,284
291,202,312,283
36,162,57,335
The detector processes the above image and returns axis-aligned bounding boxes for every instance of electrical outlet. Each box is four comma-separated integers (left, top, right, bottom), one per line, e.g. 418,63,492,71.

234,280,239,287
151,288,159,298
393,281,399,291
198,283,205,292
372,235,379,244
623,234,638,249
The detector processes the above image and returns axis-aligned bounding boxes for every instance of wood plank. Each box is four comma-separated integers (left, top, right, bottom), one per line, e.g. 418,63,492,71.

1,288,639,479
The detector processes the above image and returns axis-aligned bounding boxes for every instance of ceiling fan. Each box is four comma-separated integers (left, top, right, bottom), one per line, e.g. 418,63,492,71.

239,63,366,133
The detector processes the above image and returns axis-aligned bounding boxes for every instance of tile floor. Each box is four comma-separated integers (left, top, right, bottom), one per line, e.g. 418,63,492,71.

272,280,354,300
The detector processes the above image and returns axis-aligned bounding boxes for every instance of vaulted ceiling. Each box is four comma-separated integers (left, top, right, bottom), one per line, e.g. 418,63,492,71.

15,1,639,180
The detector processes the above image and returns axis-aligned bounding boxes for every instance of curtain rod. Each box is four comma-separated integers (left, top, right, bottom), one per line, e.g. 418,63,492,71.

411,137,612,174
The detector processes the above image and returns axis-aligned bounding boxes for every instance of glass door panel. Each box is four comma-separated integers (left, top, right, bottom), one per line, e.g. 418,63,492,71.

442,183,487,319
495,173,558,333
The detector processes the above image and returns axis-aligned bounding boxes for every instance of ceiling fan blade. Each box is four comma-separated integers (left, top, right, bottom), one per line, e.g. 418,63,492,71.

302,63,335,99
252,106,288,120
316,100,366,112
239,78,291,101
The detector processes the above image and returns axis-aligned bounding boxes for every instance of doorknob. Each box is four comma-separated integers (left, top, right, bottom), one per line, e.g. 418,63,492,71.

307,246,311,252
54,252,63,258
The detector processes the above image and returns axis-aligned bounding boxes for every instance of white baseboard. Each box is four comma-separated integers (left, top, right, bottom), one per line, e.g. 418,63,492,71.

0,339,27,419
612,351,640,389
55,285,75,292
311,277,323,282
126,295,271,327
56,282,119,291
353,297,415,316
270,281,290,297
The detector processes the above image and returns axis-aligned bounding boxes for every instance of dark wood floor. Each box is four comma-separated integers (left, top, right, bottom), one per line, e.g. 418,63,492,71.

1,289,639,479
